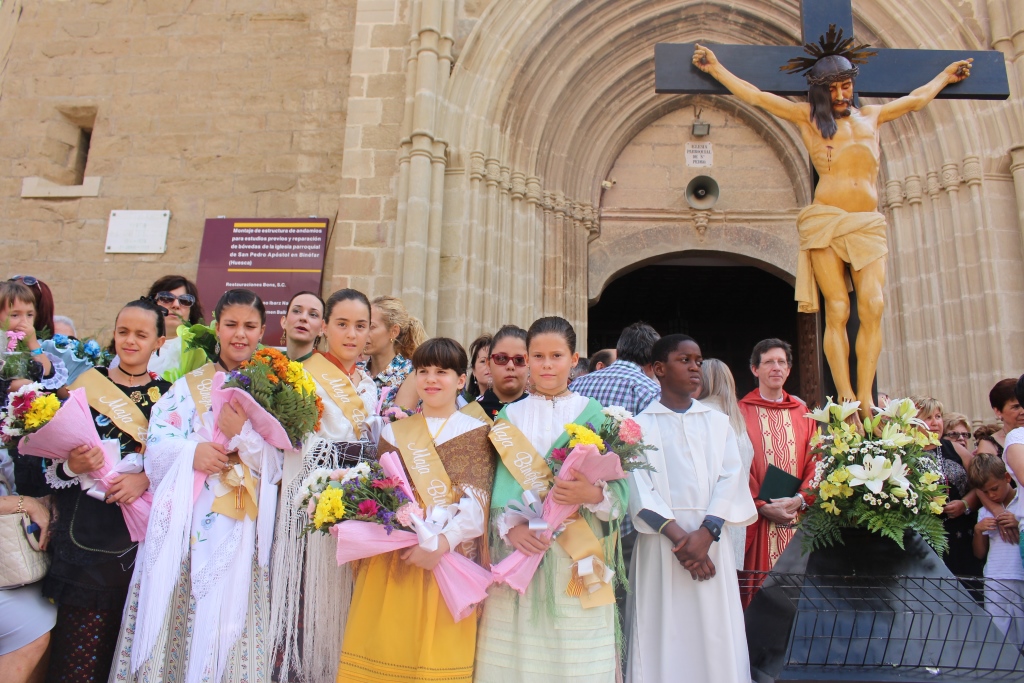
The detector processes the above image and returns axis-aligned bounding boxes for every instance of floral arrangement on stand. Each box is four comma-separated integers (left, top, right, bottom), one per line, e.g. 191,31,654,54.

800,397,949,554
549,406,657,474
221,348,324,449
0,382,60,444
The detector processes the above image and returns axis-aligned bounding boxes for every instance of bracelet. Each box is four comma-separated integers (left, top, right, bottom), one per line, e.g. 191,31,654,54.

962,502,971,515
16,495,25,514
31,347,43,356
657,519,672,534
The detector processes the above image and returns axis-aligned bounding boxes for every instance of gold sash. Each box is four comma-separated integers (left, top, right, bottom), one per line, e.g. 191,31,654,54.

391,414,455,507
70,369,150,446
460,400,493,425
183,363,217,413
488,418,616,608
302,354,367,438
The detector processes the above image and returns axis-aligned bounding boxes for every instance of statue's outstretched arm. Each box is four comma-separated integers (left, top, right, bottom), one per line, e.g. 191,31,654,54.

692,44,806,123
876,59,972,123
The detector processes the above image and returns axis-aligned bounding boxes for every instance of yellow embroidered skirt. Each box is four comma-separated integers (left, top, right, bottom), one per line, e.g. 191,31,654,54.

338,551,476,683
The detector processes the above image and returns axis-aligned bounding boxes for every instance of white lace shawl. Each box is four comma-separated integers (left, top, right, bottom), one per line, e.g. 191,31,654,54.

133,376,283,683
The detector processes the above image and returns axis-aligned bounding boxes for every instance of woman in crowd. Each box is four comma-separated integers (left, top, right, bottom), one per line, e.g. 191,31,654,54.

144,275,205,377
111,289,283,683
698,358,755,570
471,324,529,422
363,295,425,412
271,289,379,683
988,379,1024,449
1003,375,1024,486
339,337,495,682
43,298,171,683
0,456,55,683
912,396,984,579
475,317,626,683
280,290,325,362
464,334,492,401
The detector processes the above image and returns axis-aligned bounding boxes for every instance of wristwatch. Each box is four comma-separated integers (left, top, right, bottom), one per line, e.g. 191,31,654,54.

700,519,722,542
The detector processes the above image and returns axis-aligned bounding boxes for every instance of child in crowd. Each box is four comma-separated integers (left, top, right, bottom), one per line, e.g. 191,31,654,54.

970,453,1024,644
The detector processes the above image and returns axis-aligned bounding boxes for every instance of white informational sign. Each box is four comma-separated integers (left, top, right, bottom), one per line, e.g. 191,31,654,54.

105,210,170,253
685,142,713,167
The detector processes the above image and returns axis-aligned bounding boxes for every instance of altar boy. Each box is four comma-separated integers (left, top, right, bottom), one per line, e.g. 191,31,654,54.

626,334,757,683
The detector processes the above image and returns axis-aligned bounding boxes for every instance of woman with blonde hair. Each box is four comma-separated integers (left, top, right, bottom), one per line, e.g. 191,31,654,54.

698,358,755,570
364,295,426,412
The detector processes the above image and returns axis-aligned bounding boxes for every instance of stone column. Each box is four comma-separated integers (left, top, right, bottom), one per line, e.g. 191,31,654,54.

484,157,501,329
424,139,447,331
510,171,527,326
468,151,487,329
400,0,443,323
1011,145,1024,257
498,165,512,322
526,176,543,319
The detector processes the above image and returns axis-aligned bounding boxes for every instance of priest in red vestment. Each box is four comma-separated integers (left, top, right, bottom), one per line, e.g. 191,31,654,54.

739,339,817,582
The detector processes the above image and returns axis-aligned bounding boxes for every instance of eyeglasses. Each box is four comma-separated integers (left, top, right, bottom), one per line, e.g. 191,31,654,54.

155,291,196,307
945,431,971,442
10,275,38,286
490,353,527,367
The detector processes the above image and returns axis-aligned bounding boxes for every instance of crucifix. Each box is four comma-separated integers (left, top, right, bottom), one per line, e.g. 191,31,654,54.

655,0,1009,416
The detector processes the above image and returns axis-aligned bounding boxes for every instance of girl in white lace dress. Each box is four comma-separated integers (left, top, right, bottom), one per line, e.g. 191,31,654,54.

110,290,283,683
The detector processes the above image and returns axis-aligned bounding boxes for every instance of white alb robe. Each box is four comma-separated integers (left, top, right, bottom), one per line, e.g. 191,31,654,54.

626,399,757,683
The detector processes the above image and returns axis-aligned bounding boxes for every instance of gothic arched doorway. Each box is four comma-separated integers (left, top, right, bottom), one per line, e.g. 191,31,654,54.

587,253,820,401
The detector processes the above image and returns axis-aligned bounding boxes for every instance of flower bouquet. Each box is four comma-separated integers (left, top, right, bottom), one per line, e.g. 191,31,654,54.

297,453,493,622
0,329,33,380
491,412,641,596
163,322,219,382
0,382,61,444
191,349,324,505
800,397,949,554
41,335,113,385
15,387,153,541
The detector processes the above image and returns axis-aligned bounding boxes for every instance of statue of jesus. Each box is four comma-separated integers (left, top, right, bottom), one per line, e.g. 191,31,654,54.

692,29,971,415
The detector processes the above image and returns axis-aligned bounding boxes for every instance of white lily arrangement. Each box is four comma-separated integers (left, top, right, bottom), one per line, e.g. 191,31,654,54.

800,397,949,554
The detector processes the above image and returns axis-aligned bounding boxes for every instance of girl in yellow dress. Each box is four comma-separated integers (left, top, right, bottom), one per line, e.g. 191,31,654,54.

338,337,496,683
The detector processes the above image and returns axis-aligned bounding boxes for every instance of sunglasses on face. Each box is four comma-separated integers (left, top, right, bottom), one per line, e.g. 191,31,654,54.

10,275,38,286
155,291,196,307
945,431,971,441
491,353,527,367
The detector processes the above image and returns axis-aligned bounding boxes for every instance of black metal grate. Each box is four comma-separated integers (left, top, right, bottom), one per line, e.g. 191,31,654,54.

742,572,1024,679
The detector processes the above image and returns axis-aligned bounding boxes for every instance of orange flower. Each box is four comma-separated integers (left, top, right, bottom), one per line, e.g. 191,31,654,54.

266,373,279,384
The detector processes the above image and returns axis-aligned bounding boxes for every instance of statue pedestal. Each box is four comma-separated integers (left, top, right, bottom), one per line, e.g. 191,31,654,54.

744,529,1023,682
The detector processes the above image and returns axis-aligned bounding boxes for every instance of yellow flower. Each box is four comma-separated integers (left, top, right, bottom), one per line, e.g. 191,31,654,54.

931,495,948,508
919,472,940,486
147,386,162,403
820,500,842,516
928,501,944,515
312,487,347,529
24,394,60,430
564,423,605,452
890,487,908,499
828,468,851,484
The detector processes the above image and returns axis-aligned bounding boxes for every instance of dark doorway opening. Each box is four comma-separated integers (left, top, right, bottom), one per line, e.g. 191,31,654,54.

587,259,806,399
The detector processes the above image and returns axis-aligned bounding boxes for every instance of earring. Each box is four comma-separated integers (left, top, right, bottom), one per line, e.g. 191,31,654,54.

214,342,221,357
280,330,288,345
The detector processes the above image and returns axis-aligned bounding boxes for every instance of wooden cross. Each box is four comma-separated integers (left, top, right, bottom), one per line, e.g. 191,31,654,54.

655,0,1009,100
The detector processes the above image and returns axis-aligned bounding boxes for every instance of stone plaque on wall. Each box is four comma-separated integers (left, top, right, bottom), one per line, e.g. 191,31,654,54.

195,217,329,345
105,210,170,253
685,142,713,167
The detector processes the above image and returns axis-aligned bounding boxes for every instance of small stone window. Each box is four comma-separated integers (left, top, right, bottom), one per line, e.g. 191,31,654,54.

21,105,101,198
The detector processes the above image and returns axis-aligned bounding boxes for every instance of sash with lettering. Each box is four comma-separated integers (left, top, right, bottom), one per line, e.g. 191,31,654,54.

390,414,456,509
183,362,217,414
459,400,493,426
302,353,368,438
70,368,150,445
488,399,616,608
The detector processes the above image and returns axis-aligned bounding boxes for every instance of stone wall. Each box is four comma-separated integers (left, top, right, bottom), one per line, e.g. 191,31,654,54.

0,0,357,337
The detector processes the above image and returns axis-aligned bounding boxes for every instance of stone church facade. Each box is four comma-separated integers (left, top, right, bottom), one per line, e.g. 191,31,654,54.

0,0,1022,420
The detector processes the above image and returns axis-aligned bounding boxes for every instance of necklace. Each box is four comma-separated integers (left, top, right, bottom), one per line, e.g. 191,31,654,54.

534,387,570,400
114,366,150,387
429,414,453,442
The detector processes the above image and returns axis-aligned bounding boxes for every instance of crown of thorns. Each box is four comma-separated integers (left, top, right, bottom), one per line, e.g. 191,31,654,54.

780,24,877,85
